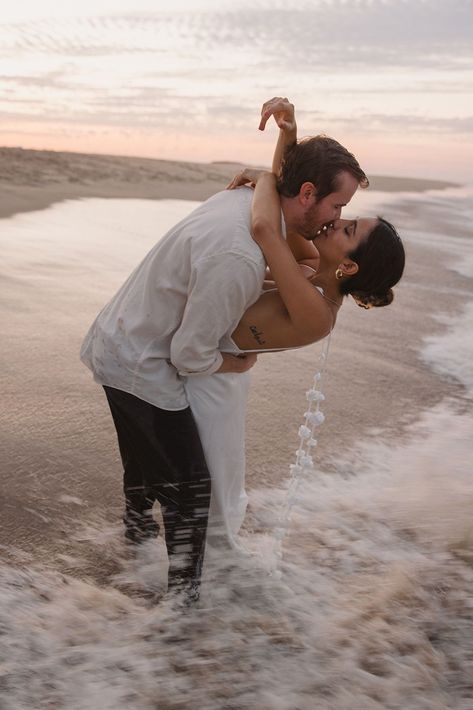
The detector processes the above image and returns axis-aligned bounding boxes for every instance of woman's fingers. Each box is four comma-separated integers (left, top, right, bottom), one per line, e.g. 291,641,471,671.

226,171,246,189
259,96,279,130
226,168,263,190
259,96,286,129
259,96,294,131
226,175,239,189
226,172,245,189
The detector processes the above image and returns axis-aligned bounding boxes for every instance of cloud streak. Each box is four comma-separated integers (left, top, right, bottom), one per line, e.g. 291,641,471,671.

0,0,471,177
1,1,472,64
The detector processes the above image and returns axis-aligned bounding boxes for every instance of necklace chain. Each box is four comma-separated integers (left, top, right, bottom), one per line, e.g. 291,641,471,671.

308,275,342,308
322,293,342,308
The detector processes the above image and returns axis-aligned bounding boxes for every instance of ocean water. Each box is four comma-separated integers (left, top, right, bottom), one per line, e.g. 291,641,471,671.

351,184,473,399
1,189,472,709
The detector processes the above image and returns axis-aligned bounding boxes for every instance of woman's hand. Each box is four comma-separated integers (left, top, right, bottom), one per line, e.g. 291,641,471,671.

259,97,297,175
259,97,296,134
226,167,266,190
228,97,297,191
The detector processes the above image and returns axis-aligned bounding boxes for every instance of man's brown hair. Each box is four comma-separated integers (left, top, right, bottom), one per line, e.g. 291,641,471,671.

277,135,369,200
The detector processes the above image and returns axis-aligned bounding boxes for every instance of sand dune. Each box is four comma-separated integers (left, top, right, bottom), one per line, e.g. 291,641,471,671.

0,146,457,220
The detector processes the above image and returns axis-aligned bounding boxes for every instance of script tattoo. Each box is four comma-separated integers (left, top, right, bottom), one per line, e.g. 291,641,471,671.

249,325,266,346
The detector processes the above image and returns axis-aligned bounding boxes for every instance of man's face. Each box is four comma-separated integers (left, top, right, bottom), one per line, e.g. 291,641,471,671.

299,171,360,241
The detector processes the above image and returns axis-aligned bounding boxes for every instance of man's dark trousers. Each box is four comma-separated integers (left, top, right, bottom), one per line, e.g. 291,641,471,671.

103,386,211,597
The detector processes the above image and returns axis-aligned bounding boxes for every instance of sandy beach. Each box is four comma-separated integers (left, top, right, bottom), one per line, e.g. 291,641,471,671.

1,147,472,708
0,146,458,220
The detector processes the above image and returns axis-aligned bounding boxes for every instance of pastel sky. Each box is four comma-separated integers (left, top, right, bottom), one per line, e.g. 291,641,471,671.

1,0,472,181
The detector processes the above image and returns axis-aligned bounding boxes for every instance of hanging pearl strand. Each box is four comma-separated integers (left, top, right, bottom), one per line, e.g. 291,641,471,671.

270,332,332,574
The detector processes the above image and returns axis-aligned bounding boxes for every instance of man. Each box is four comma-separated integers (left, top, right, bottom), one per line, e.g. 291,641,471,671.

80,98,368,603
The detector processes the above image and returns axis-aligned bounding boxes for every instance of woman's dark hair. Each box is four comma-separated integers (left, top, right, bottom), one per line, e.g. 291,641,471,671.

340,218,405,309
277,135,369,200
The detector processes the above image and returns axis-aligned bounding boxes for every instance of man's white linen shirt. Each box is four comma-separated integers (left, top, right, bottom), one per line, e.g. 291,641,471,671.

80,187,275,410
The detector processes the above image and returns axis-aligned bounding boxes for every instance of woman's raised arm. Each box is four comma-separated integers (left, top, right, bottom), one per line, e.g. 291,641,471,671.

262,97,320,269
257,97,297,175
251,172,333,340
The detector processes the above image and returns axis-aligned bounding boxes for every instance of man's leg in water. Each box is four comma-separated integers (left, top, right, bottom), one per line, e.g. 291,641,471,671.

103,386,211,601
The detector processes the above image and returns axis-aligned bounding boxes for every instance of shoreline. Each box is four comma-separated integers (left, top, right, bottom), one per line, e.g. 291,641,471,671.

0,146,460,221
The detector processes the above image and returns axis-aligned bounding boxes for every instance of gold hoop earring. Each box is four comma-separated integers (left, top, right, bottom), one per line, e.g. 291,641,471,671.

335,268,343,280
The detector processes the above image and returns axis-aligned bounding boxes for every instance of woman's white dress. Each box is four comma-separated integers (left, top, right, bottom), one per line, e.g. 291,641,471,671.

184,369,251,551
184,282,322,552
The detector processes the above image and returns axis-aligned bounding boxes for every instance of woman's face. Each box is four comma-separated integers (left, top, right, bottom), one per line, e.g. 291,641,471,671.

313,217,378,265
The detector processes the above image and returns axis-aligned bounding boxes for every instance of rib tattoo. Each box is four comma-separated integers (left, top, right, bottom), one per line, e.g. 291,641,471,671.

249,325,266,346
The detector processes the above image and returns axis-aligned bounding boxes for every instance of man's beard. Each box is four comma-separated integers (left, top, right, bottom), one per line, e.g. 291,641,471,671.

299,206,332,242
299,204,320,241
300,205,333,242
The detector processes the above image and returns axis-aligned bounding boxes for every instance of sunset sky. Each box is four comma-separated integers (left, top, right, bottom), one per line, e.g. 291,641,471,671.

1,0,472,181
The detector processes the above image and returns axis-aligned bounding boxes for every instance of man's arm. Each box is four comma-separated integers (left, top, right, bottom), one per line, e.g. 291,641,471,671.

170,253,261,376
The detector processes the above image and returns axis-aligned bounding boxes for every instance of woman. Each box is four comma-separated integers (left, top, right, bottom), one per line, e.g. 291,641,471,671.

184,105,405,553
231,175,404,349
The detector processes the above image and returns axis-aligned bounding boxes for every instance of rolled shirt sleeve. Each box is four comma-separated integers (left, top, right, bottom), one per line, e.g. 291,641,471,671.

170,252,262,376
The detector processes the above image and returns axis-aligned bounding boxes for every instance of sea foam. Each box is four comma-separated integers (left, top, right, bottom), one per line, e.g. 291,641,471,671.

1,192,472,709
0,401,472,709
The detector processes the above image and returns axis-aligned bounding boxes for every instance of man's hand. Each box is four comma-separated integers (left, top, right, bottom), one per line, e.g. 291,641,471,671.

215,352,258,373
259,96,296,133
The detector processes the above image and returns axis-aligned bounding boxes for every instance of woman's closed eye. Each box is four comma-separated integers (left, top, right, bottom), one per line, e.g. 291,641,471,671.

345,220,358,237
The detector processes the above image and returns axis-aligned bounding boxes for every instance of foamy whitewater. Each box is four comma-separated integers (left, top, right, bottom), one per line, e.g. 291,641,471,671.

1,188,472,709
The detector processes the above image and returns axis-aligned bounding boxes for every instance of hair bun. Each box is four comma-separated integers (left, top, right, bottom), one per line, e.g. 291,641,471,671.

352,289,394,309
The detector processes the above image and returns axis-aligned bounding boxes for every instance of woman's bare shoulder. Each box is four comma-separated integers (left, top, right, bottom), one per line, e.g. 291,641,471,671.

232,288,334,352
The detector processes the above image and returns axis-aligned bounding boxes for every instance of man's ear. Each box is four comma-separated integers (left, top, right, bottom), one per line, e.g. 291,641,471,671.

298,181,317,206
338,259,359,277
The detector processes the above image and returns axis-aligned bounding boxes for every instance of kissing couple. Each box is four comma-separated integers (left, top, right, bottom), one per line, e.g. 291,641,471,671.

81,97,405,604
